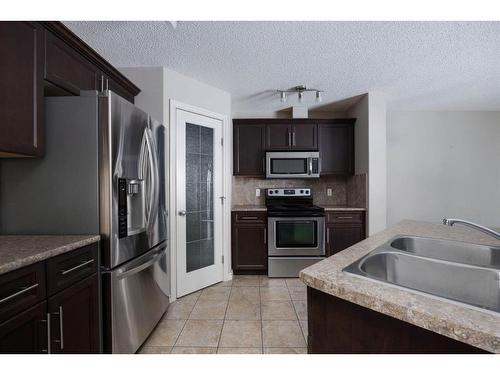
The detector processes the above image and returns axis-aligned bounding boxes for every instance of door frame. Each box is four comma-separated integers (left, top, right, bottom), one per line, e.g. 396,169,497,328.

169,100,232,301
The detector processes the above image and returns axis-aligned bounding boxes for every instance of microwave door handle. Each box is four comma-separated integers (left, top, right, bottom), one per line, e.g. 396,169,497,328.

308,157,313,175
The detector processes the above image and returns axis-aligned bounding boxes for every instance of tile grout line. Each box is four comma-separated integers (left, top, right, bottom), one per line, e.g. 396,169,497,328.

217,284,233,353
259,276,264,353
171,290,203,352
287,280,308,345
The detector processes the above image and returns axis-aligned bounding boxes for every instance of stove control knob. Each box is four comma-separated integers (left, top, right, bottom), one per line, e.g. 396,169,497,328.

275,190,279,194
269,190,273,194
305,189,310,194
300,190,304,194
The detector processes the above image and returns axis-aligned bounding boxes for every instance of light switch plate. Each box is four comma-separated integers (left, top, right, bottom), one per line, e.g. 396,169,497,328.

256,188,261,197
327,188,332,196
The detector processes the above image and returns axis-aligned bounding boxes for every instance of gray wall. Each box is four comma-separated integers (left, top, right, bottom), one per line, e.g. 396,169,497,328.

387,111,500,227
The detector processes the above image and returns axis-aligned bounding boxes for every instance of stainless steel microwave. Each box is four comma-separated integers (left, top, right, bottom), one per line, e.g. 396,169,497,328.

266,151,320,179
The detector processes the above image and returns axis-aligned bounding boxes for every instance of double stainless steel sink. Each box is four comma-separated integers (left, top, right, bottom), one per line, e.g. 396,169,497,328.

344,235,500,313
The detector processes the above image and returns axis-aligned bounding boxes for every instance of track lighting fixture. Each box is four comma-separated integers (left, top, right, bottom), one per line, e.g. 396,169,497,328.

276,85,324,104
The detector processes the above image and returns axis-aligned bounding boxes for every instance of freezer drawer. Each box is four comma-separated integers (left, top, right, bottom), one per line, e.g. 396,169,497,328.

103,242,169,353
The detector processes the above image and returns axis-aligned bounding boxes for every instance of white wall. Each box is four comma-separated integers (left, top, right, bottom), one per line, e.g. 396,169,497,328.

347,92,387,235
163,68,231,120
387,111,500,227
120,67,165,123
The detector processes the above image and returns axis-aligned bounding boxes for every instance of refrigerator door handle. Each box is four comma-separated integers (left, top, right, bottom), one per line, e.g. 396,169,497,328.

116,246,165,280
144,127,160,230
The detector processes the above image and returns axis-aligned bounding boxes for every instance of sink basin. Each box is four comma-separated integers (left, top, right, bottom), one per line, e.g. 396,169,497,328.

390,236,500,269
344,250,500,313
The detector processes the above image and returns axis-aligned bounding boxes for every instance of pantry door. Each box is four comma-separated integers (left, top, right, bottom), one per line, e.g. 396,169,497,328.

176,109,224,297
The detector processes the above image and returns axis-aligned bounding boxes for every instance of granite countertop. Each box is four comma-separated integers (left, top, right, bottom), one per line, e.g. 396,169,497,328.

299,220,500,353
231,205,366,211
0,235,100,276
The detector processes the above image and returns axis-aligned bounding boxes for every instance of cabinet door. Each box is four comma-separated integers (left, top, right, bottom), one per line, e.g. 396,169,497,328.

319,123,354,175
326,225,365,257
48,274,99,354
291,123,318,150
266,123,291,150
0,302,48,354
45,30,98,95
232,223,267,271
233,123,266,176
0,22,45,157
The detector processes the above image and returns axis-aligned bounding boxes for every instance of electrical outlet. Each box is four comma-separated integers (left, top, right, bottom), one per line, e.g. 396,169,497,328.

327,188,332,196
256,188,261,197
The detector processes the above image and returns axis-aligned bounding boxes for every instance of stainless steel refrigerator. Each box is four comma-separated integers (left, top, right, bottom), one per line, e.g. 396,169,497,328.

0,91,169,353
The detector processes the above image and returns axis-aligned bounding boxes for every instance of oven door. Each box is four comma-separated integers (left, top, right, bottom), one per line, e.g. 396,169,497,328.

268,217,325,256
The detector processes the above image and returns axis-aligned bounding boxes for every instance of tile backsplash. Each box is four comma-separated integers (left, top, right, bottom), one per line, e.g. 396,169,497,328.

232,174,367,207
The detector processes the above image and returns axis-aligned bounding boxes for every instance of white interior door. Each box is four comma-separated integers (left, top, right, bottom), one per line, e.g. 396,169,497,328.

176,109,223,297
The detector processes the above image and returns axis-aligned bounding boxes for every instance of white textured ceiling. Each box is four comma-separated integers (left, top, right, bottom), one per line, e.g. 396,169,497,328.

64,21,500,112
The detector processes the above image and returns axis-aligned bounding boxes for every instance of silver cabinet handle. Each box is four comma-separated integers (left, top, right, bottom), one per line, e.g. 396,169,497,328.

337,216,353,219
264,228,267,244
326,227,330,244
58,306,64,350
241,216,258,220
178,210,186,216
61,259,94,276
41,313,51,354
0,283,39,305
288,132,291,146
292,132,296,146
262,157,265,173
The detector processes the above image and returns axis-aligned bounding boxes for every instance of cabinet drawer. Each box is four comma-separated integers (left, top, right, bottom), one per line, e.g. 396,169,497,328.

326,211,364,224
46,243,98,296
0,263,46,323
233,211,267,224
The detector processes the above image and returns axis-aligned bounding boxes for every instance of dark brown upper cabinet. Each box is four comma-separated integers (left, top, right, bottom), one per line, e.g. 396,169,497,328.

266,122,317,150
0,22,45,157
44,30,99,95
319,121,355,175
232,118,355,177
266,123,292,150
0,21,140,158
233,121,266,176
292,123,318,150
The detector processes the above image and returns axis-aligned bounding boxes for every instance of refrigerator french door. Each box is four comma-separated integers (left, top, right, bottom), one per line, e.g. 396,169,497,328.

0,91,169,354
99,92,168,353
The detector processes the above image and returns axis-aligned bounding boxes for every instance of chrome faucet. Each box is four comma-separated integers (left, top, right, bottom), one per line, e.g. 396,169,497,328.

443,218,500,240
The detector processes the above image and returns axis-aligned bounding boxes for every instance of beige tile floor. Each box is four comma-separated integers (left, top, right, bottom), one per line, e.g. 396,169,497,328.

138,275,308,354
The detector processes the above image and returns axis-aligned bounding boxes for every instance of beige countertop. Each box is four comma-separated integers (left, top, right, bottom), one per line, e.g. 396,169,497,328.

322,206,366,211
232,205,267,211
0,235,100,276
232,205,366,211
299,220,500,353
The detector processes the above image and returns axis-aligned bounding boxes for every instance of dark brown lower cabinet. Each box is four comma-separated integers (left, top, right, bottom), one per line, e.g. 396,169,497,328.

48,275,99,354
0,243,100,354
0,302,48,354
307,287,487,353
231,211,267,273
325,211,366,257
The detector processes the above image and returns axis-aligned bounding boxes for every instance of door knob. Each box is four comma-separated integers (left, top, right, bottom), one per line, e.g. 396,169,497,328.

178,210,186,216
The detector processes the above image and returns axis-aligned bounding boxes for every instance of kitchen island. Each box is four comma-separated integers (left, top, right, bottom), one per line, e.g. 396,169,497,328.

299,220,500,353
